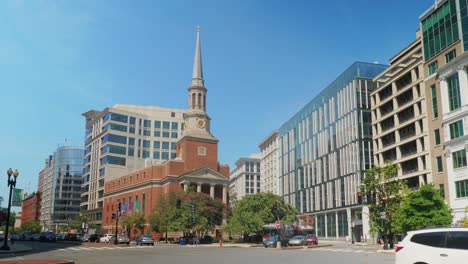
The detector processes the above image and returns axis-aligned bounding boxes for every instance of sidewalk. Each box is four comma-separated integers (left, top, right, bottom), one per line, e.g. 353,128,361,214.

0,241,32,255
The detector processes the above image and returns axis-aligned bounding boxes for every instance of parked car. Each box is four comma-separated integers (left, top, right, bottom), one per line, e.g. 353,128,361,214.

117,234,130,245
88,234,102,243
31,234,41,241
55,234,65,241
305,234,318,245
136,235,154,246
100,234,116,243
40,232,56,242
10,234,20,241
396,227,468,264
288,235,305,246
81,234,91,242
20,231,33,241
263,235,289,248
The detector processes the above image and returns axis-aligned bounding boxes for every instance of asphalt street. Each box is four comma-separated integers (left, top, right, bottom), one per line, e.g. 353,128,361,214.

0,241,395,264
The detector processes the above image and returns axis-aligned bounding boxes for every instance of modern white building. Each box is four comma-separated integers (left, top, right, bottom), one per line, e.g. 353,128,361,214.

81,104,185,229
278,62,387,241
229,154,261,202
258,130,279,194
440,53,468,222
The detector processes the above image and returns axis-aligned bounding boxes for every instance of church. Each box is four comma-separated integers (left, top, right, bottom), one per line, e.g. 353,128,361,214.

102,27,230,235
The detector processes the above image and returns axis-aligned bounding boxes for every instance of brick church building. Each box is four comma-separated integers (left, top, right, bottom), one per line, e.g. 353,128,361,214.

102,27,229,236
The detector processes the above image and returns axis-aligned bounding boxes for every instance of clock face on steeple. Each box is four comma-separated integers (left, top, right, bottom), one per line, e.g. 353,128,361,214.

196,118,206,129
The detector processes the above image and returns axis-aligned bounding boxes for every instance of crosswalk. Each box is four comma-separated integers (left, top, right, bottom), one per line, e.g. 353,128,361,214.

303,247,376,254
55,246,149,252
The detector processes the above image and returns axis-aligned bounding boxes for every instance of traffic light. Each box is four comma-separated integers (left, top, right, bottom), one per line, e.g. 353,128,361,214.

176,199,181,209
112,213,116,220
381,195,387,209
117,202,122,212
357,192,363,204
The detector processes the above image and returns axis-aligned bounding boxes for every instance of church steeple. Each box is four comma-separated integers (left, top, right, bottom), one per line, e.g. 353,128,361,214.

191,26,204,87
188,26,207,113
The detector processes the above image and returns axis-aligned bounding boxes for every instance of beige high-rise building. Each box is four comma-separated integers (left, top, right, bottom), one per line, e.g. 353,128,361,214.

420,0,468,220
371,31,432,189
258,130,279,194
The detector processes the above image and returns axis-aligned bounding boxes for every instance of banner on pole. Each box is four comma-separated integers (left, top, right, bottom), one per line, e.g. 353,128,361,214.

11,188,23,207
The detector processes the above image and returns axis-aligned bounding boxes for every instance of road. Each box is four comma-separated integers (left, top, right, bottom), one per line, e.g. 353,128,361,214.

0,241,395,264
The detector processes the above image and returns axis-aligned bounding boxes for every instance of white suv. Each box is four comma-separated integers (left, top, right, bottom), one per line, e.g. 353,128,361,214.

396,227,468,264
99,234,115,243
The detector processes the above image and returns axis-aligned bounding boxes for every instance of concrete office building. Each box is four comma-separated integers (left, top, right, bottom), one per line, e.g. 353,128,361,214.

372,31,431,189
279,62,387,241
39,146,83,231
258,130,279,194
229,154,261,201
420,0,468,221
81,104,185,228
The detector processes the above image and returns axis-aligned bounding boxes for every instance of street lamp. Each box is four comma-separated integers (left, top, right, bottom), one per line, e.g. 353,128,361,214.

0,168,19,251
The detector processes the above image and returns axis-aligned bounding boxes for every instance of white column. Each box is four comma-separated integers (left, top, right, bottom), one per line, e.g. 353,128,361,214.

440,77,449,115
458,66,468,105
210,184,215,198
183,182,189,192
197,183,202,193
222,186,227,204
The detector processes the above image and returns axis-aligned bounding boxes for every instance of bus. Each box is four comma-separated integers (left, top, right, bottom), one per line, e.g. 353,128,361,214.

262,223,294,241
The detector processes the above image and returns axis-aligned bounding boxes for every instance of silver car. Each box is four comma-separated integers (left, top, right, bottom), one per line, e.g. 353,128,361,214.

118,234,130,244
136,235,154,246
288,235,305,246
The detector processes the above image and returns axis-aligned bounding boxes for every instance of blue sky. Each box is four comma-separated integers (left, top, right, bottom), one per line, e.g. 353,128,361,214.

0,0,433,203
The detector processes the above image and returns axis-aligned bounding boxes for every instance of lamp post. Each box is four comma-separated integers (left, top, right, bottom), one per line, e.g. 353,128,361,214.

0,168,19,251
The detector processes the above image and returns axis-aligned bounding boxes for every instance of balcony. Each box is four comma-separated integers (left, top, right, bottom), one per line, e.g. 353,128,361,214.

382,149,397,162
398,106,415,124
379,85,393,102
396,72,412,91
399,123,416,141
400,141,417,158
379,101,394,117
401,158,419,175
397,89,414,107
381,117,395,132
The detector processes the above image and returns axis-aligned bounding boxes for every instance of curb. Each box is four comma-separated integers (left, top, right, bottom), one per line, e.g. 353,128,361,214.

0,260,74,264
0,247,33,255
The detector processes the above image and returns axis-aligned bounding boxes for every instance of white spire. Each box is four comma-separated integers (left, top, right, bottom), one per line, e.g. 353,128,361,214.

191,25,204,87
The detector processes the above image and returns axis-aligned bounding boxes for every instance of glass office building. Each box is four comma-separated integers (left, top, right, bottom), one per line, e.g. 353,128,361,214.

39,146,83,231
279,62,387,241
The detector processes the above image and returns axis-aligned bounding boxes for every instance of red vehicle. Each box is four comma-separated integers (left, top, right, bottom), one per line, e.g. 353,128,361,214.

305,234,318,245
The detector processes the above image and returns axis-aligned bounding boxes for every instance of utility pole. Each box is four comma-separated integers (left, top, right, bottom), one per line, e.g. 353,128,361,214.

114,202,121,245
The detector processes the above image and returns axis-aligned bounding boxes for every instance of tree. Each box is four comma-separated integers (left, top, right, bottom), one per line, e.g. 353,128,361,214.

121,212,146,239
362,163,406,249
226,192,298,239
460,206,468,227
149,191,226,238
21,221,41,233
393,184,452,233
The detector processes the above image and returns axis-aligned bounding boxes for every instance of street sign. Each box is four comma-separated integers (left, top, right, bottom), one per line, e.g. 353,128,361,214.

276,220,280,229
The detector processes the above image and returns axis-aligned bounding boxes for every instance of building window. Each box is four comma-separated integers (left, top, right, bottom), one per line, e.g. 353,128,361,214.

154,131,161,137
452,150,467,169
447,74,461,111
171,143,176,150
434,129,441,145
171,112,175,117
154,141,160,149
154,121,161,129
437,156,443,173
171,132,178,138
428,61,438,75
198,147,206,156
455,179,468,198
153,151,160,159
431,85,438,118
162,132,170,138
129,138,135,146
162,142,169,150
144,120,151,128
171,122,178,130
143,130,151,136
143,140,150,148
162,152,169,160
130,117,136,125
445,49,457,63
163,121,170,129
439,184,445,198
129,127,135,134
449,120,464,140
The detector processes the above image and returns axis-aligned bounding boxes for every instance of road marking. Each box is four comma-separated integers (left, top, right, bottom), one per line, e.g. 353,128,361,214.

80,247,92,250
355,250,363,253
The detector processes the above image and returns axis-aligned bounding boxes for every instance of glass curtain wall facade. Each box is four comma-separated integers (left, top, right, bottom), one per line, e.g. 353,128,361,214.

279,62,387,241
40,146,83,231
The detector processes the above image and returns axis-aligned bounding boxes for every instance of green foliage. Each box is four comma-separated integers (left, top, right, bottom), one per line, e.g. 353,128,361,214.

149,191,226,236
394,184,452,233
121,212,146,230
362,163,406,243
21,221,41,233
461,207,468,227
226,192,298,236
